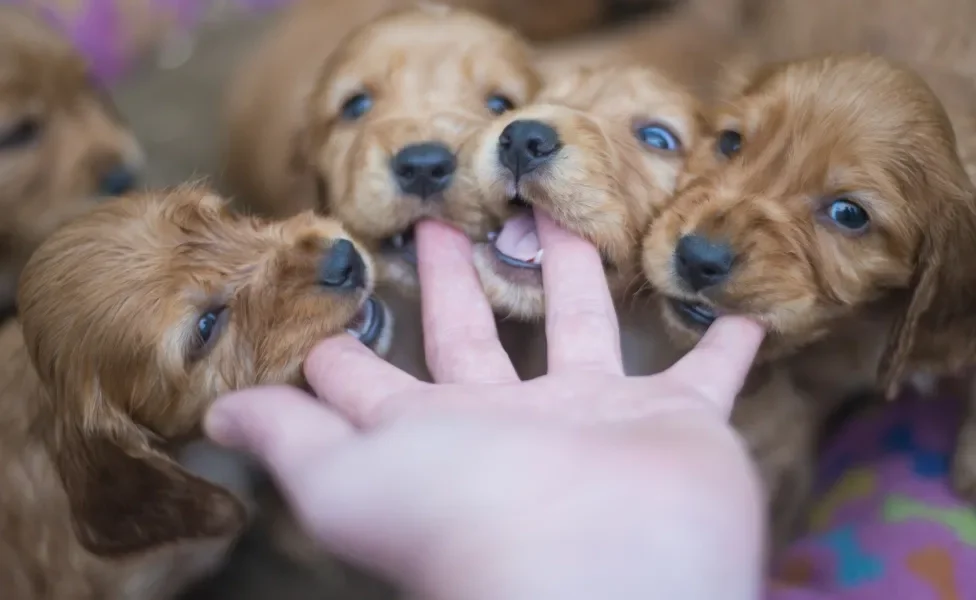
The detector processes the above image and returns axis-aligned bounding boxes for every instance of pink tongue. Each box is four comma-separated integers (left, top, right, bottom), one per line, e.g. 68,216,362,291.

494,213,540,262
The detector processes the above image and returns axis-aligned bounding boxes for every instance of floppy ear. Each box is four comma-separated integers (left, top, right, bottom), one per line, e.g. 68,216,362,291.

53,414,247,557
288,127,328,214
878,177,976,398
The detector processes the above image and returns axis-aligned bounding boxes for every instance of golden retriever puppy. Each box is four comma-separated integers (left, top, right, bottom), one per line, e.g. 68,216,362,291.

225,5,539,290
469,64,703,378
0,186,392,598
471,64,701,324
0,7,143,313
642,53,976,502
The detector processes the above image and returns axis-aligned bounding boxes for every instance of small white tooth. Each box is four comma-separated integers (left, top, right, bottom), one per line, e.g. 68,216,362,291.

487,231,499,241
533,249,544,264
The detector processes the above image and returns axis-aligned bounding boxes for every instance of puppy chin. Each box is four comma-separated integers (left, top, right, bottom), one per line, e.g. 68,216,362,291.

473,243,545,320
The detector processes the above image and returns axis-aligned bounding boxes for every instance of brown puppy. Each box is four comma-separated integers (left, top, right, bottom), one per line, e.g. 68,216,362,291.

0,186,391,598
226,5,539,290
0,7,143,312
643,54,976,505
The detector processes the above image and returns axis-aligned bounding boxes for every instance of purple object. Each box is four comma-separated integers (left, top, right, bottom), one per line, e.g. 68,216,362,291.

770,392,974,599
1,0,297,84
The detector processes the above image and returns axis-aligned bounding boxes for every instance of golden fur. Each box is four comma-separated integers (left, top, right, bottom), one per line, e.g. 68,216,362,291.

0,186,392,597
643,54,976,512
0,7,143,313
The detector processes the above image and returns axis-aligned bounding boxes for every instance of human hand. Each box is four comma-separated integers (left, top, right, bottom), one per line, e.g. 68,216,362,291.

205,209,767,600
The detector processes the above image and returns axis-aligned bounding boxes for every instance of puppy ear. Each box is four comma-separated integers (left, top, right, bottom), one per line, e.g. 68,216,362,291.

878,177,976,398
53,413,246,557
288,127,327,213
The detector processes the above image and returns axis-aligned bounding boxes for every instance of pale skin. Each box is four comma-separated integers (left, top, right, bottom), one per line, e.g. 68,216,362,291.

206,211,768,600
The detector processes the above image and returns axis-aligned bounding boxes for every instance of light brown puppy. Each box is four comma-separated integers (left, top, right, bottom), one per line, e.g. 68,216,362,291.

0,7,143,313
1,186,392,598
642,54,976,503
470,65,703,378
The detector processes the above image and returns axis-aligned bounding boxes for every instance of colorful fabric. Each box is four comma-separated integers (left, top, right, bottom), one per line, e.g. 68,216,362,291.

3,0,298,83
771,391,975,600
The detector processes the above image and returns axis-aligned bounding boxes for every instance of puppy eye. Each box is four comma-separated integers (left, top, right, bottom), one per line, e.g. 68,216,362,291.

716,129,742,158
635,123,681,151
340,92,373,121
192,306,228,357
486,94,515,115
826,198,870,232
0,118,42,150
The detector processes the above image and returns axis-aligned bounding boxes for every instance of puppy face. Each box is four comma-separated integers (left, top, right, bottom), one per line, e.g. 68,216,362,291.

642,55,976,373
17,186,391,557
0,8,143,306
300,5,540,293
470,65,703,319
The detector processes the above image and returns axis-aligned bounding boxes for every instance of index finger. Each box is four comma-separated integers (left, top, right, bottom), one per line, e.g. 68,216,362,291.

663,316,766,417
536,208,622,374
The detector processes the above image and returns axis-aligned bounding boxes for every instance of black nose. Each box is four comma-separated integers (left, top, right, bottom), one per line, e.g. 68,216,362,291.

674,234,734,291
391,142,456,199
98,165,137,197
319,239,366,290
497,119,561,178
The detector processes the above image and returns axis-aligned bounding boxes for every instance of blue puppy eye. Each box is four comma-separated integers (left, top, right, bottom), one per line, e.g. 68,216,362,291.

341,92,373,121
196,308,225,347
827,198,870,231
486,94,515,115
636,124,680,151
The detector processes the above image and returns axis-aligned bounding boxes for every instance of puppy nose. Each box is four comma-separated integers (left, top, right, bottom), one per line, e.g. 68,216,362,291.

98,165,138,197
498,119,561,178
674,234,734,291
319,239,367,290
391,142,457,199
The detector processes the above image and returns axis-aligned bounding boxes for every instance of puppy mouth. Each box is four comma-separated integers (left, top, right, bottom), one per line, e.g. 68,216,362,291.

346,296,387,348
667,297,719,328
489,203,543,271
380,225,417,264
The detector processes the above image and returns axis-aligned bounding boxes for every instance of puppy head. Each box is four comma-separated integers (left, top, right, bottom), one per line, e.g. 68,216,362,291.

0,8,143,304
642,54,976,373
298,4,541,293
18,186,392,557
470,65,703,320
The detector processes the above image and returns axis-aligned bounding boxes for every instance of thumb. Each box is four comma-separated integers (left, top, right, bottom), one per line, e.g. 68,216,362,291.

664,316,766,417
205,385,355,483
